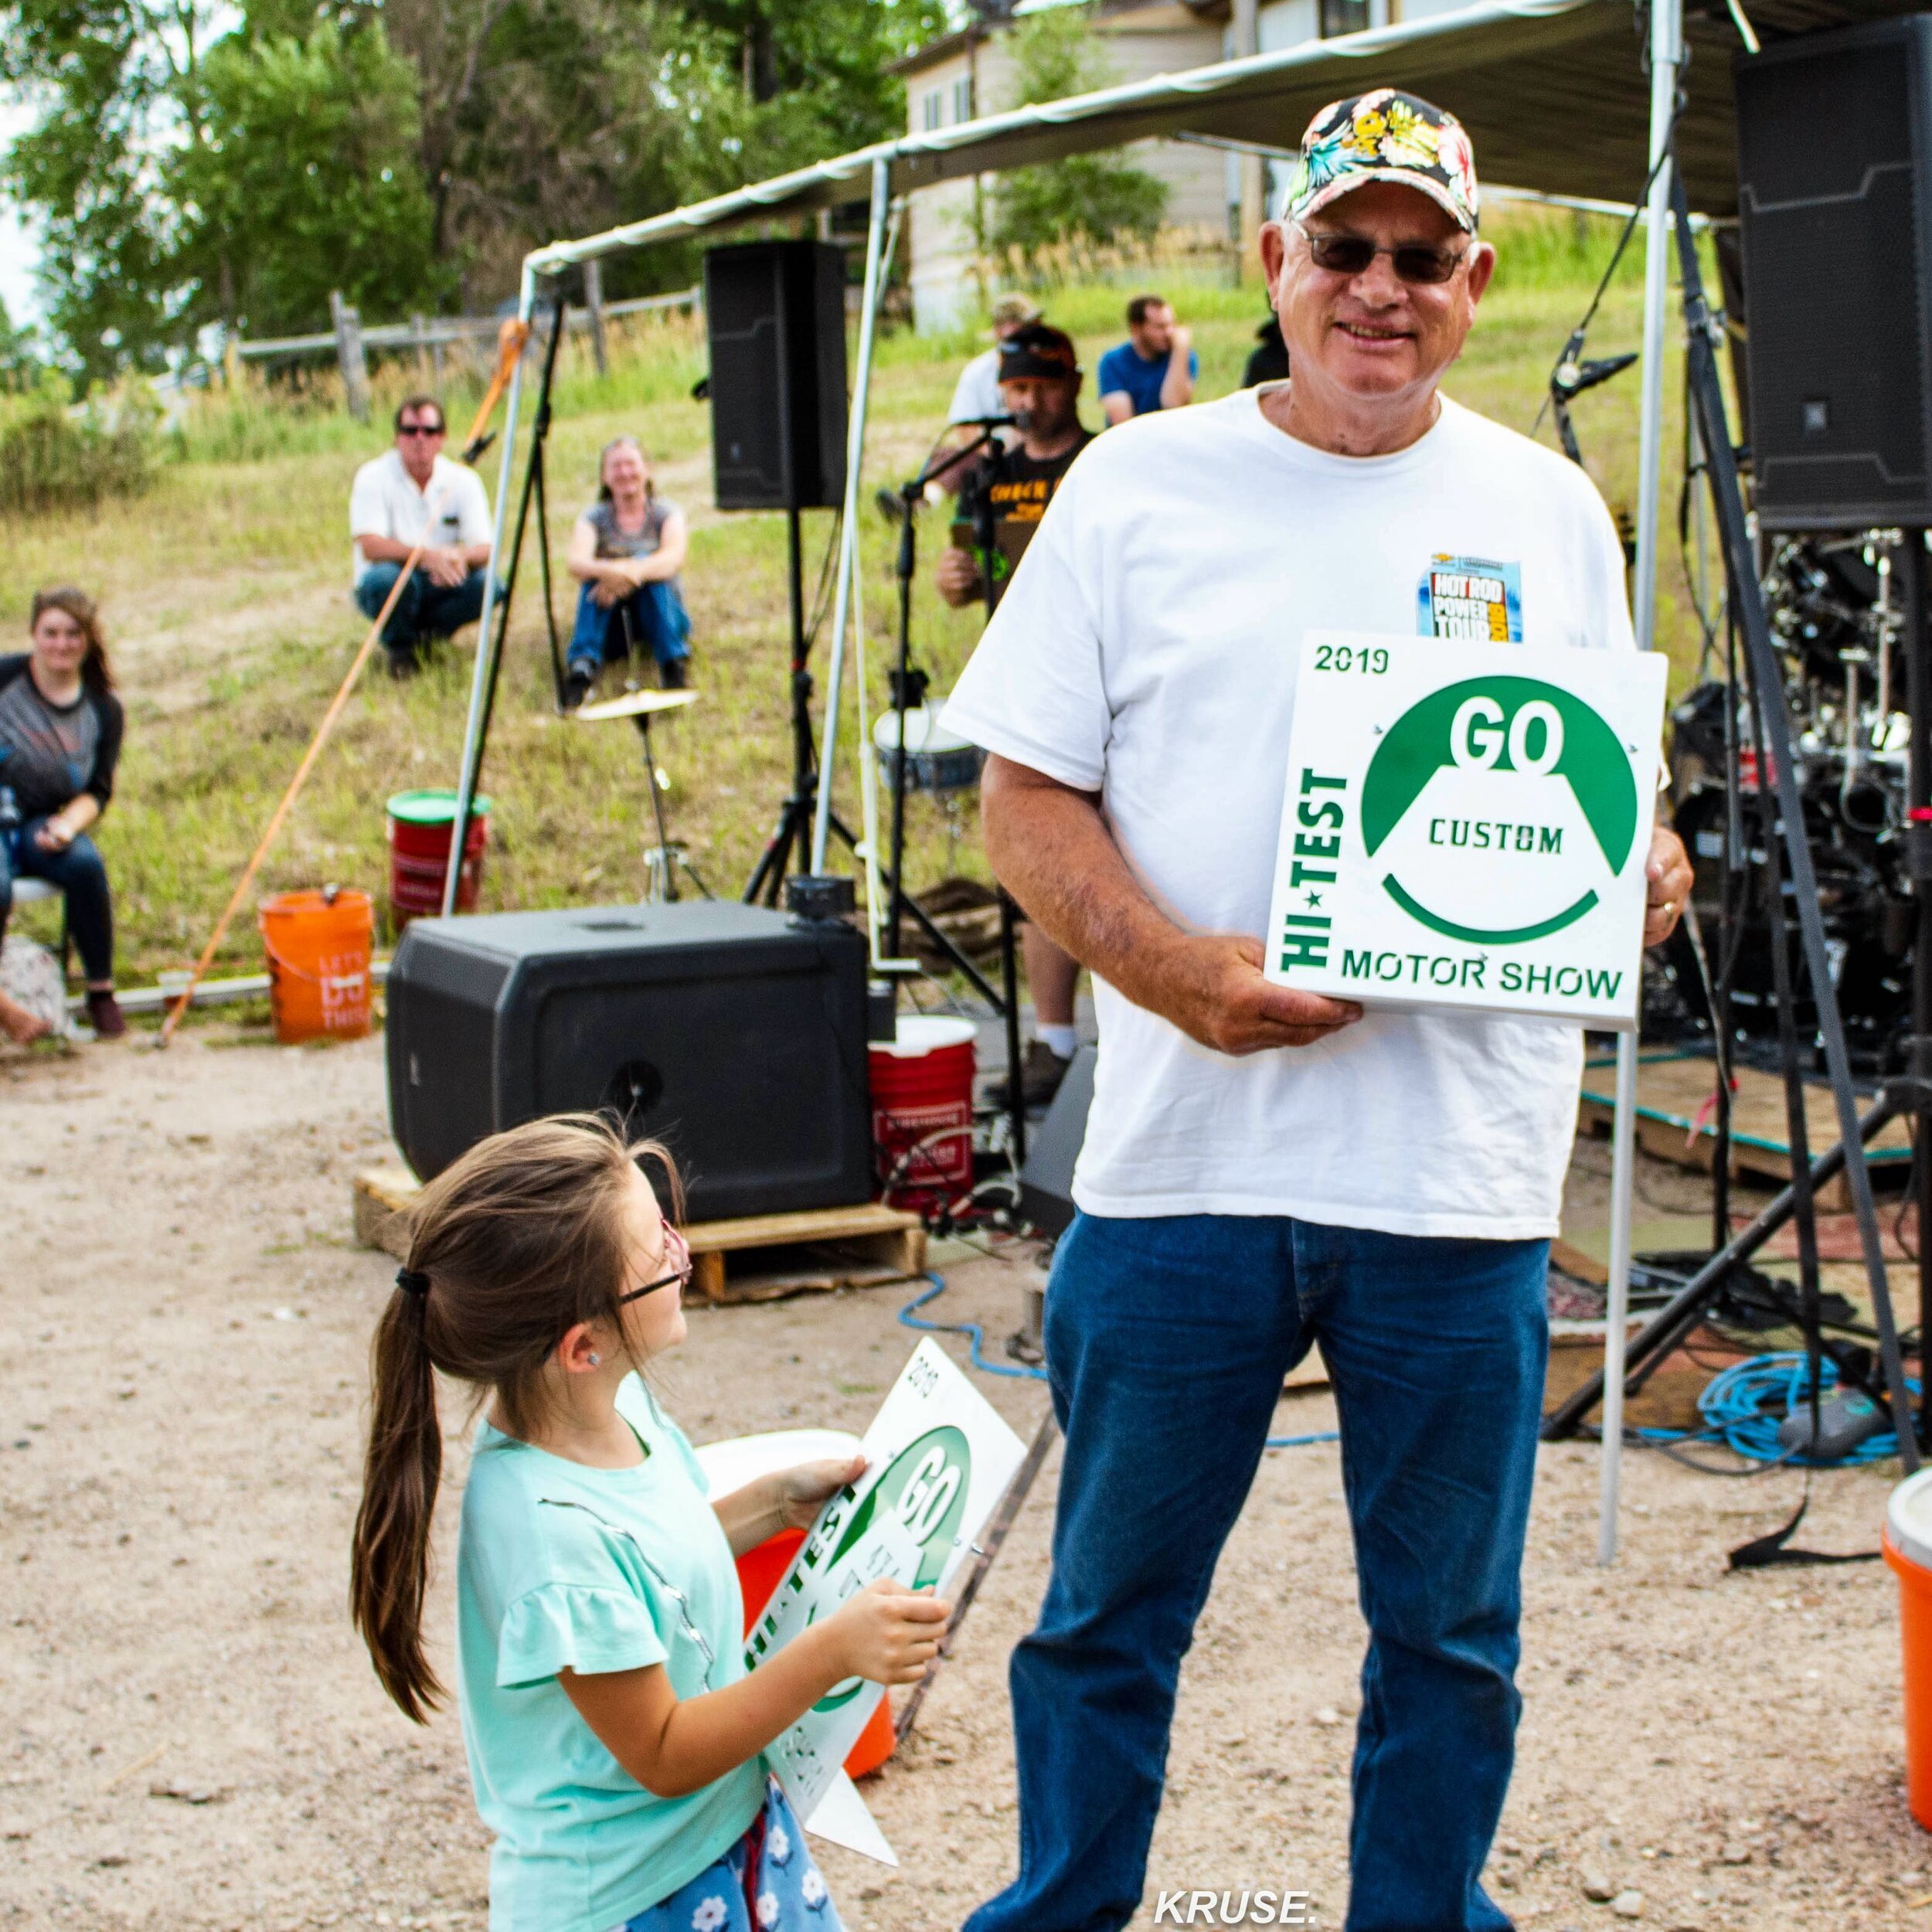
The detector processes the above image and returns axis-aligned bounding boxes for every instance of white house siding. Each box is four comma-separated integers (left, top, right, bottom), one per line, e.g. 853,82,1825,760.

903,3,1228,333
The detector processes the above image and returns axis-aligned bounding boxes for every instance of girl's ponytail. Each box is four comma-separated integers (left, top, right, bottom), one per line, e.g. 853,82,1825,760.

347,1114,680,1723
351,1275,445,1723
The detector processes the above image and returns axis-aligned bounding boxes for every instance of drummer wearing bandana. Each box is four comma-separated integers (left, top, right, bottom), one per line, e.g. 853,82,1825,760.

937,323,1094,616
944,93,1692,1932
938,321,1094,1105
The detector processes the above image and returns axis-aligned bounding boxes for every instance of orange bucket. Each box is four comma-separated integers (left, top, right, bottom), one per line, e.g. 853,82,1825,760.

257,888,374,1044
1886,1467,1932,1829
702,1430,900,1783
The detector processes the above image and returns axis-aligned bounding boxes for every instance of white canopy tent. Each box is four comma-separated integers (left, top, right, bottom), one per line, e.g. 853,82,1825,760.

443,0,1924,1560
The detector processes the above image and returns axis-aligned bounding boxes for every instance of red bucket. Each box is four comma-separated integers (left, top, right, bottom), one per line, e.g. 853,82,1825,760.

386,789,490,930
869,1014,977,1213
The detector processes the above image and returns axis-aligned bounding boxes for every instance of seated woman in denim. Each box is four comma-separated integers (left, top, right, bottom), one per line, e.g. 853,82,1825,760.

0,586,127,1043
563,438,692,708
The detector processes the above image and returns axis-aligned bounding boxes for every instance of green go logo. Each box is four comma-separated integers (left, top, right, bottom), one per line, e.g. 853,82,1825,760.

1360,675,1638,945
810,1427,971,1713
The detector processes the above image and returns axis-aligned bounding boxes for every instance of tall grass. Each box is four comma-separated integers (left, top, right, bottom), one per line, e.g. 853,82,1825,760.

0,398,155,517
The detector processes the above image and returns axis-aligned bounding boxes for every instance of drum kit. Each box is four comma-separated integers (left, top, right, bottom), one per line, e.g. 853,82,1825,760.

570,684,710,903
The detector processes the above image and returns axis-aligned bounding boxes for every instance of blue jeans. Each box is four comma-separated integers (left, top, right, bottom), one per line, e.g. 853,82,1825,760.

966,1213,1549,1932
570,580,692,675
354,563,487,662
1,818,113,981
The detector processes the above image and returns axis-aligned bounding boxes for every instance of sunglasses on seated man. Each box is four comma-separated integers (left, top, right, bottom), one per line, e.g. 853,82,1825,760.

1293,219,1471,287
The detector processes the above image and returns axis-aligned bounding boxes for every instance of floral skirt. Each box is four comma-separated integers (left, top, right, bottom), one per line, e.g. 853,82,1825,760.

615,1781,842,1932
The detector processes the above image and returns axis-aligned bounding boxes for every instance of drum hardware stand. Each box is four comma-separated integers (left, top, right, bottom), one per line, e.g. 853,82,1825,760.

1546,165,1921,1470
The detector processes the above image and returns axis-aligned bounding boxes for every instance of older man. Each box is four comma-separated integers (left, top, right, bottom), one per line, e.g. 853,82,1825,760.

349,394,493,677
944,93,1691,1932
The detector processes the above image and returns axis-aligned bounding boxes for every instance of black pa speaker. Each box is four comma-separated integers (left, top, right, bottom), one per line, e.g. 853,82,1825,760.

385,901,872,1223
702,240,849,512
1736,16,1932,529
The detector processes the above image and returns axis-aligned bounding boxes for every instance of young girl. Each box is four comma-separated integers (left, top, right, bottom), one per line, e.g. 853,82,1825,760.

351,1115,950,1932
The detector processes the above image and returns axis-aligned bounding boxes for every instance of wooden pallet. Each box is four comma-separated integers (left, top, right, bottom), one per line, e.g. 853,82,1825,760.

352,1167,925,1305
1576,1052,1912,1213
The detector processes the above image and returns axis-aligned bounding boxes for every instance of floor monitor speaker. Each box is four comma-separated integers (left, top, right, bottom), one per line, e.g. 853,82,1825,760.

386,901,872,1224
1736,16,1932,529
702,240,849,512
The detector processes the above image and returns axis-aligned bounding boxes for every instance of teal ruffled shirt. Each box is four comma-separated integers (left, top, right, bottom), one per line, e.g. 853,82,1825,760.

455,1378,765,1932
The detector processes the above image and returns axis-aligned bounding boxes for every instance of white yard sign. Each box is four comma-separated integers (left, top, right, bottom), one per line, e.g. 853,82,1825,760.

1264,631,1668,1029
747,1339,1027,1824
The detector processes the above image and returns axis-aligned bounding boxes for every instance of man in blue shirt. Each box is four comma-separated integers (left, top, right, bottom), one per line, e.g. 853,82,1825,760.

1096,294,1197,423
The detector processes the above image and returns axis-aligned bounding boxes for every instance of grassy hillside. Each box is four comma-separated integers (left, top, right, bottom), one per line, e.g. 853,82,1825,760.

0,225,1709,989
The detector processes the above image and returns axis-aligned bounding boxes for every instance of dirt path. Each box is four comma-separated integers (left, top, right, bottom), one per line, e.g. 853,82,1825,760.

2,1035,1926,1930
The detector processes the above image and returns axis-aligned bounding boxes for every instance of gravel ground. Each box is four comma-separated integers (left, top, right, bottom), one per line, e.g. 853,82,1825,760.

2,1029,1927,1930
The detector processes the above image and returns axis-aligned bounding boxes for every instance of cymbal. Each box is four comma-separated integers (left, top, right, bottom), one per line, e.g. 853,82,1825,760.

572,687,702,723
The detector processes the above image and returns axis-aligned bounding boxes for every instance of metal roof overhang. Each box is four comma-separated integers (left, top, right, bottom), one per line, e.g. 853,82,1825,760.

524,0,1925,274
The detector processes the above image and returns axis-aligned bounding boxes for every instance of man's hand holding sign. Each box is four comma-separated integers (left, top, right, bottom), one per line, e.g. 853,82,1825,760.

944,89,1690,1932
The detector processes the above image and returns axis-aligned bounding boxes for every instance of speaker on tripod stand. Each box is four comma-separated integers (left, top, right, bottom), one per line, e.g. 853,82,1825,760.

1736,13,1932,1415
702,240,852,903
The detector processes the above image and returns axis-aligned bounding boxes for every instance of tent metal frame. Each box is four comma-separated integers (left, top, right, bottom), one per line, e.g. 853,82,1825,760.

437,0,1926,1563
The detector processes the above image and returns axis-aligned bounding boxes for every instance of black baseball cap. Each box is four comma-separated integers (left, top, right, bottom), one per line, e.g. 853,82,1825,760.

998,323,1080,382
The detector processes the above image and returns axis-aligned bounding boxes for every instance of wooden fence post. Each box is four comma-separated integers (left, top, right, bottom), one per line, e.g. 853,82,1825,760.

330,290,372,421
583,258,609,378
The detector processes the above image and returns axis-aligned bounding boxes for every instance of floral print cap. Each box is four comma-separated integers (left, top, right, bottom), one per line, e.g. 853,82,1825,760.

1281,90,1479,233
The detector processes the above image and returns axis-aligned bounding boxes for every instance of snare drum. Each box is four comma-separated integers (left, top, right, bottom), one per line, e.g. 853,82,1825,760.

872,702,985,794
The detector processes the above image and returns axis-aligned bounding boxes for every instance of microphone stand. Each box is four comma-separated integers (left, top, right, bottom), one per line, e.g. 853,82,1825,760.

885,418,1009,964
886,417,1030,1166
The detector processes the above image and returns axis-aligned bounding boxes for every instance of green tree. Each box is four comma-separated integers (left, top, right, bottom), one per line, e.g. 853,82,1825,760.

0,297,45,391
0,0,229,379
981,5,1168,260
172,17,446,336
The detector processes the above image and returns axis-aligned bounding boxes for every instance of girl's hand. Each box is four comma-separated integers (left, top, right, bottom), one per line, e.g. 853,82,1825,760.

774,1454,867,1532
822,1578,951,1685
33,818,73,852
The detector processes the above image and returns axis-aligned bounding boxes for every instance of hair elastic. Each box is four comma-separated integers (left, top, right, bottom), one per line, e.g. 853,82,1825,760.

396,1267,430,1299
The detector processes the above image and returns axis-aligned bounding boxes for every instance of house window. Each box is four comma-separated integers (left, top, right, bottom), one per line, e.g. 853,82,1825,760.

1320,0,1369,32
920,88,943,132
951,74,975,124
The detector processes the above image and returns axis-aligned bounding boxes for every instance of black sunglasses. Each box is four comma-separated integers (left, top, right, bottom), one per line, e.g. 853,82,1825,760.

621,1225,692,1304
1296,222,1469,287
397,422,445,437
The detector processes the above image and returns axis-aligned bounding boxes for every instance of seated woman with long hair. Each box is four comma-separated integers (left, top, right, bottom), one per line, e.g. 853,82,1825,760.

0,586,127,1043
563,437,692,709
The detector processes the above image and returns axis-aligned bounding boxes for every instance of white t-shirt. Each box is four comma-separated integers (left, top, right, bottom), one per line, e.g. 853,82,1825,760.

348,448,493,587
942,387,1635,1239
948,349,1005,426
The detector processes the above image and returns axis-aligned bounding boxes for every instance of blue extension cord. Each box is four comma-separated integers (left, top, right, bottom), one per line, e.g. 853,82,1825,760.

1636,1351,1920,1466
897,1274,1339,1451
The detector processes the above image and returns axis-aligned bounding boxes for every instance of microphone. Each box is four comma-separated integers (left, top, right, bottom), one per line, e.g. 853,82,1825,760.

961,414,1017,427
1552,351,1638,401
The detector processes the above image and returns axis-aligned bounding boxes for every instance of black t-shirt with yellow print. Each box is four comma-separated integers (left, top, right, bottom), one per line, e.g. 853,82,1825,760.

953,430,1096,610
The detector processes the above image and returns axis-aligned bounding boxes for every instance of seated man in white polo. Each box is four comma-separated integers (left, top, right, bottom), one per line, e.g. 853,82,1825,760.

349,394,493,678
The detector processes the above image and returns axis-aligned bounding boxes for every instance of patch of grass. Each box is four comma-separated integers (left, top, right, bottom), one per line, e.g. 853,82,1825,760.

1,264,1713,988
